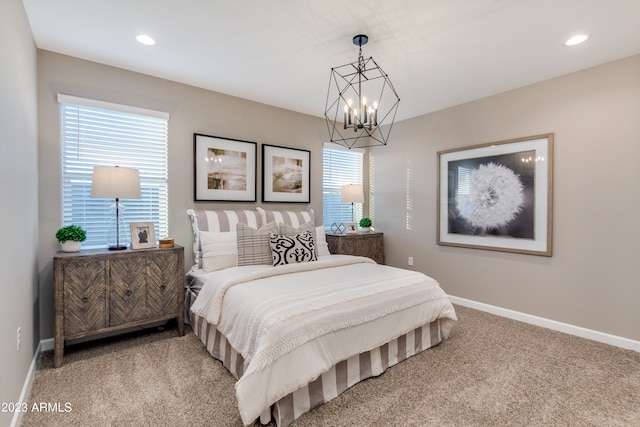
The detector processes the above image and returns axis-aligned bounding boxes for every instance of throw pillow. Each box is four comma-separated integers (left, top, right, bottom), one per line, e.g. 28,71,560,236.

200,230,237,272
236,222,279,266
269,231,317,266
279,221,318,258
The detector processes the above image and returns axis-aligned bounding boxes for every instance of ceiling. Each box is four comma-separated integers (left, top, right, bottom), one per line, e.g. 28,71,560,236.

22,0,640,122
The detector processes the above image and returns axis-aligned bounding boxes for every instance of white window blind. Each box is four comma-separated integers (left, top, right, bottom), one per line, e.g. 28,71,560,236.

59,95,169,249
322,143,364,228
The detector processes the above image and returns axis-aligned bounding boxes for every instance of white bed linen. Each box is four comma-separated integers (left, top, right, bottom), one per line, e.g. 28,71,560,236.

186,268,211,288
190,255,456,425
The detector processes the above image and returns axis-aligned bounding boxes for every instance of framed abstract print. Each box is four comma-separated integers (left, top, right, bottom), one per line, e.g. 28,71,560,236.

262,144,310,203
194,133,257,201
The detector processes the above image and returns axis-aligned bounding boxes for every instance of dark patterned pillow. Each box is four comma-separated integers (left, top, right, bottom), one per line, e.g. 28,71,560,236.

269,231,317,266
279,221,318,258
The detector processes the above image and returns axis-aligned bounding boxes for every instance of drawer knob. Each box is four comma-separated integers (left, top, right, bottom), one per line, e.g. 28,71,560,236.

125,289,132,296
82,296,88,303
160,285,166,290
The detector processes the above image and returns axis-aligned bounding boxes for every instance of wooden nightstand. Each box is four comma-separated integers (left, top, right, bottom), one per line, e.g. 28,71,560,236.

53,245,184,367
326,232,384,264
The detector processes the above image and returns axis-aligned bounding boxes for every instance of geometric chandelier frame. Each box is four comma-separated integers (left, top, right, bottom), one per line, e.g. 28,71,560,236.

324,34,400,149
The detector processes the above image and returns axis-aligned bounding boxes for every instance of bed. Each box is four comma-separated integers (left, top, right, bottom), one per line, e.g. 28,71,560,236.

186,208,457,426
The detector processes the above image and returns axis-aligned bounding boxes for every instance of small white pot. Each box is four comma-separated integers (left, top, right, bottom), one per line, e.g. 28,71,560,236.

61,241,82,253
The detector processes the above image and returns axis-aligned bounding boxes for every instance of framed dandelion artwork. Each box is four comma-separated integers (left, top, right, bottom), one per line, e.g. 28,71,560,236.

437,134,553,256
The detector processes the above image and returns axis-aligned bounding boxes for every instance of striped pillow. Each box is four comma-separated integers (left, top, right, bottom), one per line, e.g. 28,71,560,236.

256,207,315,228
187,209,263,270
236,222,279,266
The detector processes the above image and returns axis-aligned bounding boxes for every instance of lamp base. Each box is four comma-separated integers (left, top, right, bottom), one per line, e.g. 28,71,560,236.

108,245,127,251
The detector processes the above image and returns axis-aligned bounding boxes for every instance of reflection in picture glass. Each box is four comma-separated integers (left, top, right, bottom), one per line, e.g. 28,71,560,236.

206,148,247,190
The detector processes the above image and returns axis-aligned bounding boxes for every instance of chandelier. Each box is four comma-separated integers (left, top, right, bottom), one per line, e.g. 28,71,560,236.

325,34,400,149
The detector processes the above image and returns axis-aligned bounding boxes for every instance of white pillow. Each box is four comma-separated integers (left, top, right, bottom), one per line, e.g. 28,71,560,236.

200,230,237,272
187,209,262,270
315,226,331,257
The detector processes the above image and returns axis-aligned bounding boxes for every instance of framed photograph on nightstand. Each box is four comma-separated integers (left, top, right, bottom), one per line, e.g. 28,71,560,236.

345,222,358,234
130,222,156,249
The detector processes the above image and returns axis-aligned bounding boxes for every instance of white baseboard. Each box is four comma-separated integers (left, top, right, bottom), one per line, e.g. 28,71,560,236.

40,338,54,351
11,340,45,427
449,295,640,352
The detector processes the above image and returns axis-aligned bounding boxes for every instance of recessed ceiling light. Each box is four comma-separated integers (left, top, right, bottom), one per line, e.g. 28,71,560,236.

565,34,590,46
136,34,156,46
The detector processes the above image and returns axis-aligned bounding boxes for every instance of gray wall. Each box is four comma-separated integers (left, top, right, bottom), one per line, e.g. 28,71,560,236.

35,48,640,345
36,51,328,339
371,54,640,341
0,0,39,424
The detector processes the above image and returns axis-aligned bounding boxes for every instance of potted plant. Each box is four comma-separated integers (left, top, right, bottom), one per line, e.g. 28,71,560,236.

55,225,87,252
359,217,372,232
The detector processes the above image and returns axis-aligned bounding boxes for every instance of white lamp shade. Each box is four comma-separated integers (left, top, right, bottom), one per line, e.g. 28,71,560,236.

340,184,364,204
91,166,141,199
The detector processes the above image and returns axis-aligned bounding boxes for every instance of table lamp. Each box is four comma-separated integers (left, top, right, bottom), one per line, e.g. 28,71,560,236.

91,166,141,250
340,184,364,222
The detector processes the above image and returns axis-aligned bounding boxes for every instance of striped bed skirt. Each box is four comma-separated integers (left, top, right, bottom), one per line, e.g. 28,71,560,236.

190,311,445,426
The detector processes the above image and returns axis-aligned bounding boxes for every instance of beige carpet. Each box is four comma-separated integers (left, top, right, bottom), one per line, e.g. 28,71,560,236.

22,305,640,426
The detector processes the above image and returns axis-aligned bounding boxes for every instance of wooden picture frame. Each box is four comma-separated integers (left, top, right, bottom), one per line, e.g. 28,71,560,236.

262,144,310,203
194,133,257,201
437,133,553,256
129,222,156,249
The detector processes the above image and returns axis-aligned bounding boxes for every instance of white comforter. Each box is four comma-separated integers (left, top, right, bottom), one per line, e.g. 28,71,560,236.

190,255,456,425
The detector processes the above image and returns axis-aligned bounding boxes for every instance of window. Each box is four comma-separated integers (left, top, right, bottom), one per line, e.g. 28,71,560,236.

322,143,364,228
58,95,169,248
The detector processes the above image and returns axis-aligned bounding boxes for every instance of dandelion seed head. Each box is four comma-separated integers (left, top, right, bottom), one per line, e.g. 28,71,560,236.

457,162,524,230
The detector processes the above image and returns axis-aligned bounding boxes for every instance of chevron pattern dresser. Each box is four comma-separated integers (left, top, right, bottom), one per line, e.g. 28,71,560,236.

53,245,184,367
326,232,384,264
